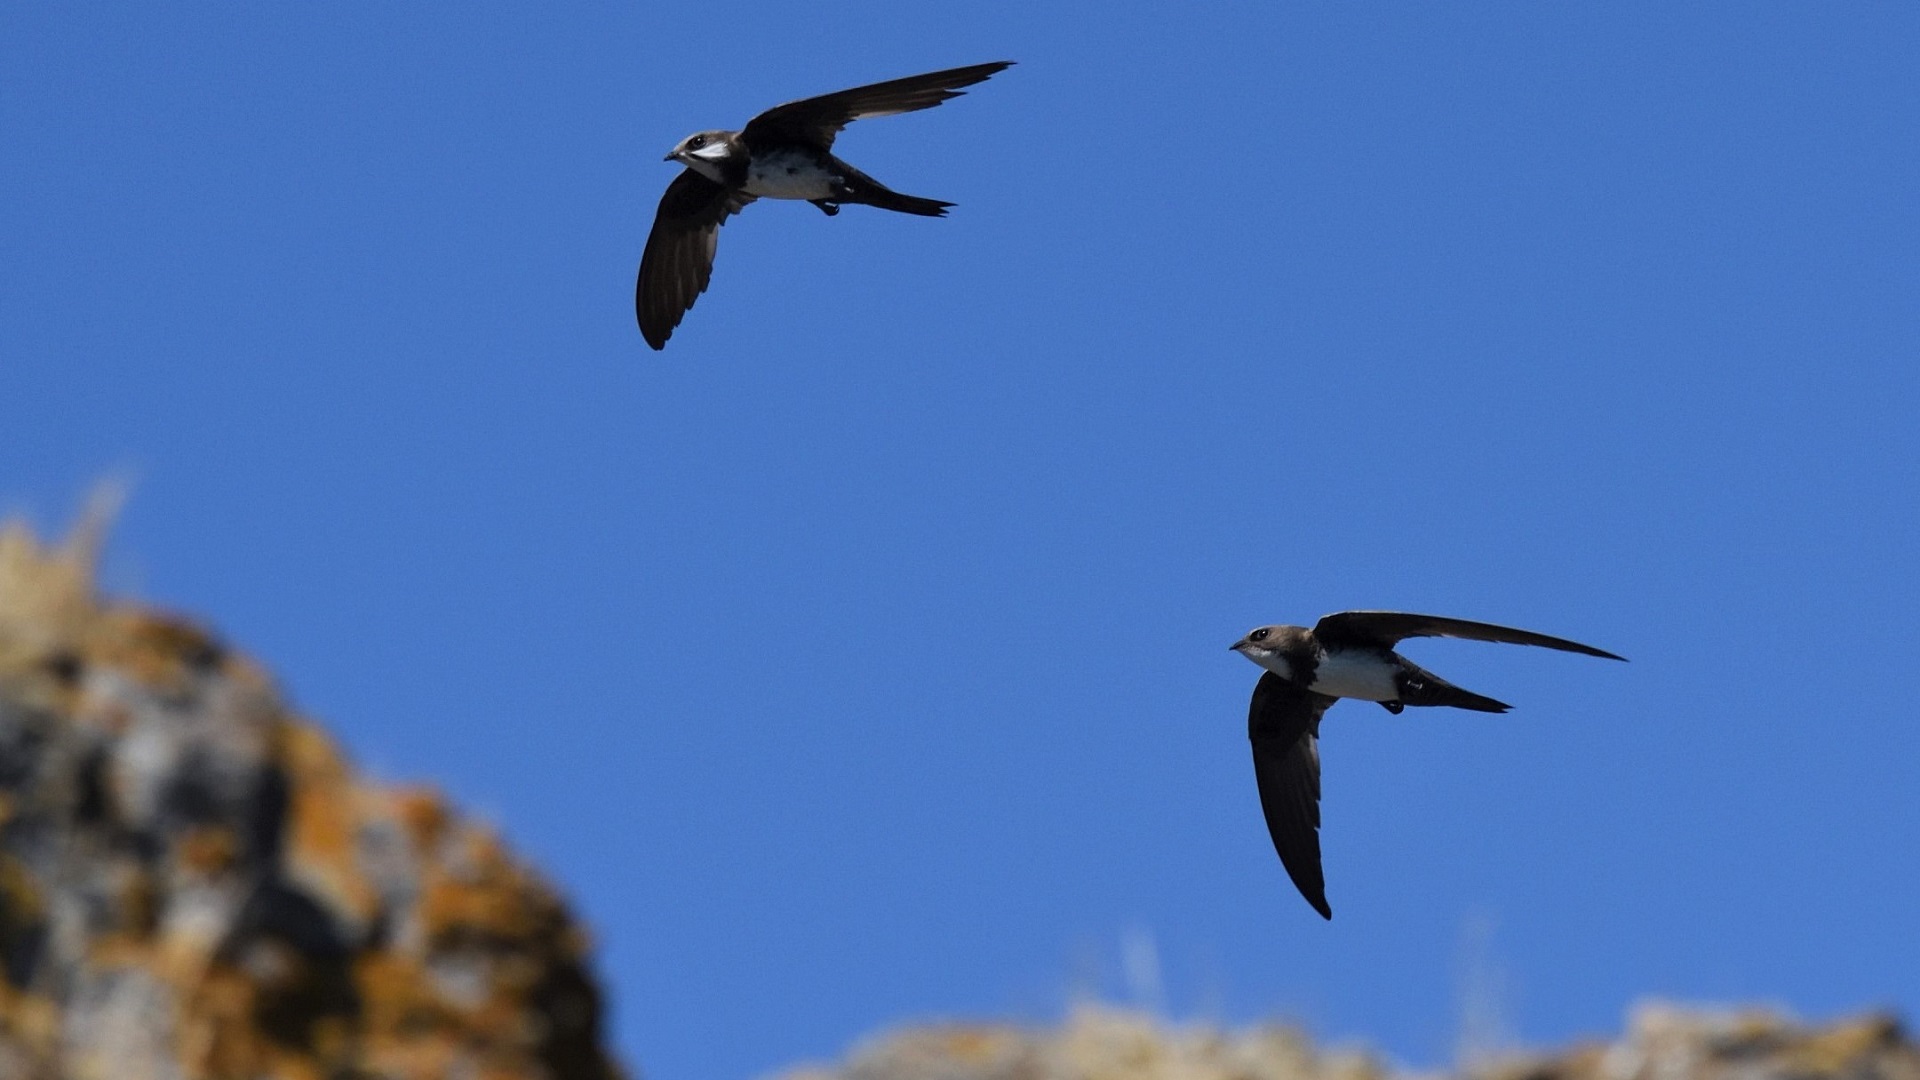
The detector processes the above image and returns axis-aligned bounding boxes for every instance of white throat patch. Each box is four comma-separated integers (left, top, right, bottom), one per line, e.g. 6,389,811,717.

681,156,729,185
1245,651,1294,681
689,142,733,162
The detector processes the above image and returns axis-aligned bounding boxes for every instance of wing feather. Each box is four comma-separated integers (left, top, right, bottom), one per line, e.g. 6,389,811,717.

1248,673,1338,919
740,61,1013,149
1312,611,1625,660
636,170,756,350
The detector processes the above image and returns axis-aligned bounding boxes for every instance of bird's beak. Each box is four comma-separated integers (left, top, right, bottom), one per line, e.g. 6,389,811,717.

663,151,678,162
1228,640,1246,652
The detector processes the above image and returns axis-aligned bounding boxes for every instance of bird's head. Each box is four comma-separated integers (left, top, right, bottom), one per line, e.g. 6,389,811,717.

1229,624,1308,678
665,130,741,181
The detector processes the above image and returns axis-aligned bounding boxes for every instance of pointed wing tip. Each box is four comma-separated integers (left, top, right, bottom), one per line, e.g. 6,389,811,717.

1281,865,1334,923
1566,643,1628,662
637,315,671,350
636,314,669,350
1282,863,1333,920
936,60,1015,87
1293,874,1331,920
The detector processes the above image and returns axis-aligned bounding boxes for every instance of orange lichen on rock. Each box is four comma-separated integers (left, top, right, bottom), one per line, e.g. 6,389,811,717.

0,506,627,1080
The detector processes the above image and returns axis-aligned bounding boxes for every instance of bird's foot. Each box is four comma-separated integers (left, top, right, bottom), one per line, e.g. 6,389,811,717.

811,199,841,216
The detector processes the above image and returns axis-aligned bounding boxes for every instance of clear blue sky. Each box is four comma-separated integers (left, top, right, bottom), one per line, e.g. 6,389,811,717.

4,3,1917,1078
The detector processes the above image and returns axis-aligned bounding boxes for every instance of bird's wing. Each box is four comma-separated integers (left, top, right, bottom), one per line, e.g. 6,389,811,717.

1248,672,1339,920
1312,611,1625,661
636,170,757,350
739,61,1012,150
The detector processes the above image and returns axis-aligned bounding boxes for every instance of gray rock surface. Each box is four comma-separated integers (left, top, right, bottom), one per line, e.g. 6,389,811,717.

0,509,627,1080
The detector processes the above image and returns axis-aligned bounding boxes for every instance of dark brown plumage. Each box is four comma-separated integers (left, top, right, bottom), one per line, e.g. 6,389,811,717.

1247,673,1338,919
636,61,1013,350
739,61,1012,148
636,175,755,351
1231,611,1624,919
1310,611,1627,660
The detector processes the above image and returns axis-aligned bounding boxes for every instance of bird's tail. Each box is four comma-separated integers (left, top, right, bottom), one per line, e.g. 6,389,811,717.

837,165,953,217
860,189,953,216
1396,664,1512,713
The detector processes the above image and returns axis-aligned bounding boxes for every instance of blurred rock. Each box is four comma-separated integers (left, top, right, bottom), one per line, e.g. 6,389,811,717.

1517,1004,1914,1080
777,1003,1915,1080
777,1005,1386,1080
0,507,626,1080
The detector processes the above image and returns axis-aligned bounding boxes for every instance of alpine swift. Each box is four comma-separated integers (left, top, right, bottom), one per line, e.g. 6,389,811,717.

635,60,1014,350
1227,611,1625,919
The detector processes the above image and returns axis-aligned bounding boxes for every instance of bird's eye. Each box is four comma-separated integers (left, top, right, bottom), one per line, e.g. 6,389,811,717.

1250,628,1269,642
688,135,707,149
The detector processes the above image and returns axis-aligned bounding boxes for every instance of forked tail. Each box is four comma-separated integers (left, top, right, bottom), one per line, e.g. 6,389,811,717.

1396,666,1513,713
838,165,953,217
850,184,952,217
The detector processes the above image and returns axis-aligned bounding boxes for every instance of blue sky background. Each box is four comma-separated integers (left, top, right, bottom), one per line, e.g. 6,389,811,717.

4,3,1917,1077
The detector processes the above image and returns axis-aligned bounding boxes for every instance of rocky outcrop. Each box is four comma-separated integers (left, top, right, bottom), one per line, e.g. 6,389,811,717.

1487,1005,1914,1080
777,1004,1915,1080
776,1006,1385,1080
0,507,626,1080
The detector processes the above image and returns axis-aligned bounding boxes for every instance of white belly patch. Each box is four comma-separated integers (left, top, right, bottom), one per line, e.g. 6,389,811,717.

744,150,836,200
1310,651,1400,701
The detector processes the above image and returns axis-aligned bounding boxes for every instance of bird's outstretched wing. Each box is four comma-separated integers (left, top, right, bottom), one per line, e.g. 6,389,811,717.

740,61,1013,150
1248,672,1339,920
636,170,757,350
1312,611,1625,661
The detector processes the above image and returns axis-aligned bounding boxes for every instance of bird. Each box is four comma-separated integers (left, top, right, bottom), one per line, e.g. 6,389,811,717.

1227,611,1625,919
635,60,1014,350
